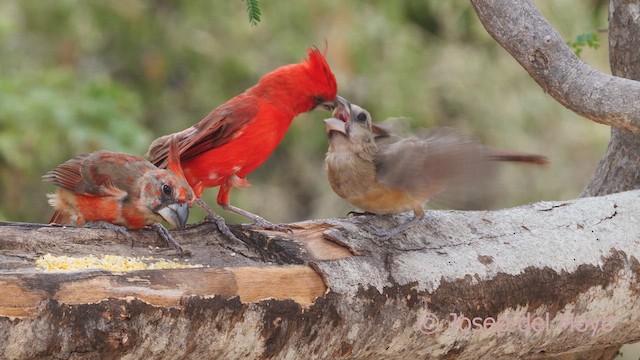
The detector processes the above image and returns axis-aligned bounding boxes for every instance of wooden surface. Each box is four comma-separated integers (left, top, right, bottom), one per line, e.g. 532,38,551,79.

1,190,639,359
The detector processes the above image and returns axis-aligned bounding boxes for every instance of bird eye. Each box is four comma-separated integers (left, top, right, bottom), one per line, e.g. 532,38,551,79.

356,113,367,122
162,184,172,196
313,96,327,105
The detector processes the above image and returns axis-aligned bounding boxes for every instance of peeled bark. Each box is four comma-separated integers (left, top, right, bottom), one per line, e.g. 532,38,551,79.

1,190,639,359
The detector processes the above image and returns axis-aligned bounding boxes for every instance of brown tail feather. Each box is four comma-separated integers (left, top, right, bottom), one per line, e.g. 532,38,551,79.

49,210,72,225
485,148,550,166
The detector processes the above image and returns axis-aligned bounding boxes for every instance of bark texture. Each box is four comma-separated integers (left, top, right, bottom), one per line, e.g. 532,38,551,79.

470,0,640,198
582,0,640,196
1,190,639,359
471,0,640,133
469,3,640,355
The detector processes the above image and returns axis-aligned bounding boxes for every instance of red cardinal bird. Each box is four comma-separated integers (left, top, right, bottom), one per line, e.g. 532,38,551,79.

43,137,195,252
146,48,338,237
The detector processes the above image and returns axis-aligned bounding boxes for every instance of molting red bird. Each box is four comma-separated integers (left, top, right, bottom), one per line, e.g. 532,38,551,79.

43,137,195,252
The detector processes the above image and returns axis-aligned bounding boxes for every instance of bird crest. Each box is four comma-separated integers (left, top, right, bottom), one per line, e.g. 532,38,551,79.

305,47,337,101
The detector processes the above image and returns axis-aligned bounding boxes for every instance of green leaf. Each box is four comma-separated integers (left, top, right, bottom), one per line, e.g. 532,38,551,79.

567,32,600,57
244,0,261,25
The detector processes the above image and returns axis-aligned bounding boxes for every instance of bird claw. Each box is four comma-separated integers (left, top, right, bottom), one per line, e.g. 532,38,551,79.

368,226,395,242
245,217,293,234
367,215,424,242
204,215,249,247
200,217,258,259
220,204,292,234
150,223,186,256
196,198,247,248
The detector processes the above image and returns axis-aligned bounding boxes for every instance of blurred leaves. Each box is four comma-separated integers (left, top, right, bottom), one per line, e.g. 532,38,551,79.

0,68,149,221
567,31,601,56
0,70,148,172
0,0,610,224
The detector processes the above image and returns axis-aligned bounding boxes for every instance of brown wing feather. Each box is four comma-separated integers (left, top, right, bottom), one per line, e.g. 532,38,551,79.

147,97,258,168
43,151,152,197
375,128,484,199
42,153,91,191
81,152,154,196
375,127,548,200
49,209,71,224
484,147,549,165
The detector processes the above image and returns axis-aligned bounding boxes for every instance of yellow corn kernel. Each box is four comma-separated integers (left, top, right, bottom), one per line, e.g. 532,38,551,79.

35,254,203,272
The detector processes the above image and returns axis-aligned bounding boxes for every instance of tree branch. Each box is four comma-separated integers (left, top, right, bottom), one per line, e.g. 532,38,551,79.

470,0,640,132
1,190,639,358
581,0,640,197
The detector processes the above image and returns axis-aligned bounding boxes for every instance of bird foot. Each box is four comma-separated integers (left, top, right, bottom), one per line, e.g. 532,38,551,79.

204,214,248,247
244,217,293,234
221,203,292,234
367,226,397,242
84,222,133,246
150,223,187,256
202,215,258,258
196,198,248,249
367,215,424,242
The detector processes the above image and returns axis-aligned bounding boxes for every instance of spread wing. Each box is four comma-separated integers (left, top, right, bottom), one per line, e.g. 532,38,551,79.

43,151,152,198
375,127,485,199
146,96,258,168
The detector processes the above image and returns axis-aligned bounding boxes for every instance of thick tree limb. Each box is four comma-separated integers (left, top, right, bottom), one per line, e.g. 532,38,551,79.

470,0,640,132
582,0,640,197
1,190,639,359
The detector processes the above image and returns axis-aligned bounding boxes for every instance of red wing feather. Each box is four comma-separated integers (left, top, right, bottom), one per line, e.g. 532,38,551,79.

147,97,258,168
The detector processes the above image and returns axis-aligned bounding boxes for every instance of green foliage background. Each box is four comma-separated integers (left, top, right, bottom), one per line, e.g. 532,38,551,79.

0,0,610,225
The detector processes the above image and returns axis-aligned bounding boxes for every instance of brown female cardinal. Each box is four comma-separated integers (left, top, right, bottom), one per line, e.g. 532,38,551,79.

324,96,549,239
43,137,195,252
146,48,338,240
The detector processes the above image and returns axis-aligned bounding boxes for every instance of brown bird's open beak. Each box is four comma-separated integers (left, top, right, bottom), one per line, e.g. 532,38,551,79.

324,117,347,134
324,95,351,134
158,202,190,230
332,95,350,121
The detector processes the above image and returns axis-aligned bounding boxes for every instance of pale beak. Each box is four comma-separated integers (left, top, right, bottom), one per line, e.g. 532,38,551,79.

324,117,347,135
158,202,189,230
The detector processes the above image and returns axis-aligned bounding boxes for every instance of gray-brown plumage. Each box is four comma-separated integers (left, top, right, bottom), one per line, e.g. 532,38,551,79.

324,96,549,238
